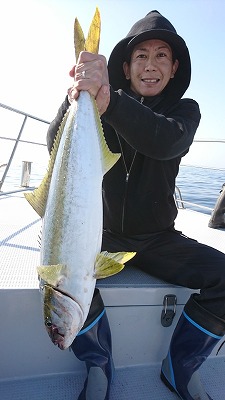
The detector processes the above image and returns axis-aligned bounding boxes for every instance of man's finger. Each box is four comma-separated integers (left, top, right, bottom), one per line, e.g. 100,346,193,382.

96,85,110,115
69,66,76,78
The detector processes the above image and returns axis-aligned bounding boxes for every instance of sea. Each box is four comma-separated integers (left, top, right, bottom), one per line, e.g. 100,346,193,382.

1,162,225,216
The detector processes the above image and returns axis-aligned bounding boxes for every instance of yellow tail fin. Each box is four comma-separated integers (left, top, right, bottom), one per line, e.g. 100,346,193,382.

74,7,101,61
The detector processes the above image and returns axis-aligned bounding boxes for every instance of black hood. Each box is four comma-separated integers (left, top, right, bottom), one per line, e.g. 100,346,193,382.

108,10,191,111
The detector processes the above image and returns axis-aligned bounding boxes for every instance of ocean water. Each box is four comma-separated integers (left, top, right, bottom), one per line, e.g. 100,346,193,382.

176,165,225,214
1,162,224,216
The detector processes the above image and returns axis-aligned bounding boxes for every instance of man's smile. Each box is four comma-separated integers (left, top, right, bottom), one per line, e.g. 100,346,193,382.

141,78,160,83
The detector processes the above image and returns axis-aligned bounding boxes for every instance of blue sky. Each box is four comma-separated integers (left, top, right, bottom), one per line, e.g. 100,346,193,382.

0,0,225,168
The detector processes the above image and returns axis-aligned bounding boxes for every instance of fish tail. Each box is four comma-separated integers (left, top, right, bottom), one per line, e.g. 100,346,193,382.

74,7,101,61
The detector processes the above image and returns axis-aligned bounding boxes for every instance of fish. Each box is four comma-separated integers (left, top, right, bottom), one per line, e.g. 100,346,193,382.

24,8,135,350
208,183,225,229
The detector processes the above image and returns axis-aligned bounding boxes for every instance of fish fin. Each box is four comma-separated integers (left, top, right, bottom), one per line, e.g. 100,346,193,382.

74,18,85,61
37,264,67,287
91,96,121,174
94,251,136,279
74,7,100,60
24,109,70,217
84,7,101,54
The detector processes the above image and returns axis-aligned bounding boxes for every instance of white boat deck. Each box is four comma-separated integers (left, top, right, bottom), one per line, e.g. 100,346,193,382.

1,360,225,400
1,192,225,400
1,192,224,290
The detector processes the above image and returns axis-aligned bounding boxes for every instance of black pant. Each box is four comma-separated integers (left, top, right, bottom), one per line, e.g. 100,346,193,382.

87,228,225,324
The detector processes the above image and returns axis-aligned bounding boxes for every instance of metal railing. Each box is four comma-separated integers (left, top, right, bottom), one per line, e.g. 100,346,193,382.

0,102,224,215
174,186,214,212
0,102,50,192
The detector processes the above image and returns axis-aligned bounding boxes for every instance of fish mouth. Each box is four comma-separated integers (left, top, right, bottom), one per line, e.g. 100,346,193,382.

47,323,65,348
43,285,83,349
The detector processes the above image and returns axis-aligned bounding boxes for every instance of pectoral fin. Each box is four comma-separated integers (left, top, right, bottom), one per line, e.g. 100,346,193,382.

94,251,136,279
37,264,68,287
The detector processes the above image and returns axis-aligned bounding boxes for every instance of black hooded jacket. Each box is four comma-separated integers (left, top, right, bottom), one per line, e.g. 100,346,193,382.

47,11,201,236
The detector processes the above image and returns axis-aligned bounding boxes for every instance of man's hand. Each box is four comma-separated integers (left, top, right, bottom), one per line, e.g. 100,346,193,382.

67,51,110,115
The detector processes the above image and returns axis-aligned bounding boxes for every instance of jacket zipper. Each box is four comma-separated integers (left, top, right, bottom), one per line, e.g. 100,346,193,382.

118,96,144,232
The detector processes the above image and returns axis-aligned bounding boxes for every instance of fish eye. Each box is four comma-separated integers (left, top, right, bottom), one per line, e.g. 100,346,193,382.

45,319,52,327
39,283,45,292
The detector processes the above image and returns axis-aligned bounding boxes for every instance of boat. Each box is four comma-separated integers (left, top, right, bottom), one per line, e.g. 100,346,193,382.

0,102,225,399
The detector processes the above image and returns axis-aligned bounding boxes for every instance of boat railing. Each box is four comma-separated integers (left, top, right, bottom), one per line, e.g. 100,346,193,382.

0,102,224,220
0,102,49,193
174,186,214,212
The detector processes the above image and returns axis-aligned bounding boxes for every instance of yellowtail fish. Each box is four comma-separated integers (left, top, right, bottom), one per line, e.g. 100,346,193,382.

24,8,135,350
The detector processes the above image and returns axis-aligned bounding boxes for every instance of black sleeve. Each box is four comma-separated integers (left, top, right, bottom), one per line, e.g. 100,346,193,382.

102,88,201,160
46,96,70,153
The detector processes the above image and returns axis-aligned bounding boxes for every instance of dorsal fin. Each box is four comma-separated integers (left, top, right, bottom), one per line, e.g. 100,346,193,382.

24,109,70,217
74,7,101,61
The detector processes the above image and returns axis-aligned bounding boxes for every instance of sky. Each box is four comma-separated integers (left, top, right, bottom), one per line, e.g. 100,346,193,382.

0,0,225,169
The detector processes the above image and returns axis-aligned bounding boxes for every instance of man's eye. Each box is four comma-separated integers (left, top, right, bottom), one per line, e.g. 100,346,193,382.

137,54,146,59
157,52,167,57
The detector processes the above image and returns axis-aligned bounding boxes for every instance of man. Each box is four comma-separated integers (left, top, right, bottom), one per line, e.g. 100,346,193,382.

47,10,225,400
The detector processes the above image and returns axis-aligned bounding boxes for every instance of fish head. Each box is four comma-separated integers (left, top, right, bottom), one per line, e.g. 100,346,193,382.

40,284,84,350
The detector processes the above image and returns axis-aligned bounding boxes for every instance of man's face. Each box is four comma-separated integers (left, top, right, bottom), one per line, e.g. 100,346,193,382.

123,39,179,97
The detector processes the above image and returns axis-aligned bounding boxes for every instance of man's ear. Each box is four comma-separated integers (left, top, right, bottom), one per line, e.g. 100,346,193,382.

171,59,179,78
123,61,130,80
